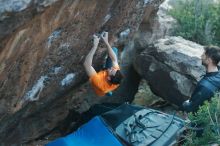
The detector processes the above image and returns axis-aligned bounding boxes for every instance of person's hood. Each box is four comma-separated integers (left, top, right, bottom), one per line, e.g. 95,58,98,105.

205,69,220,88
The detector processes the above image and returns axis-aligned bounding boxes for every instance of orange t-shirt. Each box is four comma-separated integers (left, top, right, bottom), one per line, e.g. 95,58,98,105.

89,66,120,96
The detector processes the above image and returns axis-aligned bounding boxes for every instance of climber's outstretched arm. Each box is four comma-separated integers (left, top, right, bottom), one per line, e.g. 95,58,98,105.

84,35,100,77
101,32,119,67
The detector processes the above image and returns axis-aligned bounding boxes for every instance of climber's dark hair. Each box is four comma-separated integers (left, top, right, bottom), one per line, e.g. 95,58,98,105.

109,70,123,84
204,46,220,65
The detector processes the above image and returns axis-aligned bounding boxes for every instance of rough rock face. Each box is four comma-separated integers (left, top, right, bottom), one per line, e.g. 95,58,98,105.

131,0,177,50
0,0,59,41
134,36,205,106
0,0,164,145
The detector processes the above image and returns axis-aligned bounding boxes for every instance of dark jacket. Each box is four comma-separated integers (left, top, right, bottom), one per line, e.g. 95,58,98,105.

183,70,220,112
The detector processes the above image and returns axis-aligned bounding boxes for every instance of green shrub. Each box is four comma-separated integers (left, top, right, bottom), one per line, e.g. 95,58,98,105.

183,94,220,145
169,0,220,46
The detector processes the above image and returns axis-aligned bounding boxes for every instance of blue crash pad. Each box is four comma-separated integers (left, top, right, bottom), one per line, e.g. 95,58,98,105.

46,116,123,146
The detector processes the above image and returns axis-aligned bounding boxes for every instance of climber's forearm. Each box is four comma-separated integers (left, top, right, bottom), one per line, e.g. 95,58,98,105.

84,45,98,67
105,41,117,63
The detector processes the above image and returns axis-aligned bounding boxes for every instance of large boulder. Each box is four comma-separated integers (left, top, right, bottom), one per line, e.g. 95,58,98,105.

134,36,205,106
0,0,164,145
